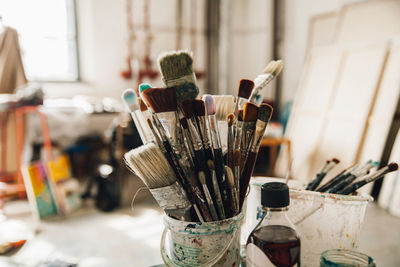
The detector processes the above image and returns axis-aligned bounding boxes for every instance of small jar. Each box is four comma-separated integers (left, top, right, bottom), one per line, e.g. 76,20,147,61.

320,249,376,267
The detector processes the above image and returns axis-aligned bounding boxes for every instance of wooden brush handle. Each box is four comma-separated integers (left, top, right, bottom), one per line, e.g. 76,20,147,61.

317,173,350,192
337,180,366,195
239,151,258,208
326,175,357,194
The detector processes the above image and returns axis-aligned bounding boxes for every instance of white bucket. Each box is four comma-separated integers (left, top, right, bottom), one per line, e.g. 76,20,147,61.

161,213,243,267
246,177,373,267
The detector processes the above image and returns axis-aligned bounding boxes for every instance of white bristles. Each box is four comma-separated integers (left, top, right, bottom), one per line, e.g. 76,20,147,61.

263,60,284,77
212,95,235,121
122,88,139,112
124,143,177,189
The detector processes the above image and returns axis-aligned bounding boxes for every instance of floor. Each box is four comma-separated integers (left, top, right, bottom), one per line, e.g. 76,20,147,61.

0,196,399,267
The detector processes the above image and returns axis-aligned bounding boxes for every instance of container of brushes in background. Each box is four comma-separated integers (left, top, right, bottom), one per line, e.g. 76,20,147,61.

246,177,373,267
161,213,243,267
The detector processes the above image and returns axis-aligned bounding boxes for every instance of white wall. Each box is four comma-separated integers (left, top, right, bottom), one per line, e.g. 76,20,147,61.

281,0,368,105
44,0,206,99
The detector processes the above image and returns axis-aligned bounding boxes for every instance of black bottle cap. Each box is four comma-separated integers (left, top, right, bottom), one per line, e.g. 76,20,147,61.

261,182,290,208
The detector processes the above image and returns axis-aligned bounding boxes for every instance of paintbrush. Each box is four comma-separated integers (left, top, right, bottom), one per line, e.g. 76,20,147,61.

213,95,235,121
338,163,399,195
233,149,241,195
326,160,378,194
198,171,218,221
207,160,225,220
193,100,214,162
121,89,152,144
233,79,254,118
142,88,211,221
158,51,199,103
317,163,358,192
226,113,235,170
241,103,259,167
239,103,273,208
180,100,219,215
225,165,239,216
248,60,284,103
306,158,340,191
124,143,192,221
203,94,231,216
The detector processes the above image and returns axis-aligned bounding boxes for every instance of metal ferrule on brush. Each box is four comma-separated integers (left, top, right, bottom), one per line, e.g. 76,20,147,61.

150,181,192,220
197,116,212,150
187,118,203,151
250,120,268,153
163,73,197,88
243,121,256,152
234,121,244,150
157,112,181,154
209,114,222,149
249,74,273,103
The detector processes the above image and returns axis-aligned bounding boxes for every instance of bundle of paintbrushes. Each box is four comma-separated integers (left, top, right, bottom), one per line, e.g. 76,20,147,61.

123,50,282,222
305,159,398,195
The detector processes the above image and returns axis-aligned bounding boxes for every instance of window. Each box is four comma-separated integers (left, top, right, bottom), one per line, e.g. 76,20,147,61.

0,0,79,81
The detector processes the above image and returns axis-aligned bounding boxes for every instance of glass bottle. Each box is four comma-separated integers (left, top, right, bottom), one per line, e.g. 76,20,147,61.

246,182,301,267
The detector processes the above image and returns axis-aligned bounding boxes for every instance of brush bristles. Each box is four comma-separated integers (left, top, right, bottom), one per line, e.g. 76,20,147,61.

198,171,206,185
122,89,138,112
243,103,259,122
263,59,284,77
207,160,215,171
388,162,398,172
193,100,206,117
124,143,176,189
257,103,273,122
332,158,340,164
142,87,177,113
233,150,241,166
238,79,255,99
158,50,194,80
203,94,216,116
138,98,148,112
181,99,195,118
226,113,235,127
225,166,234,187
237,110,244,122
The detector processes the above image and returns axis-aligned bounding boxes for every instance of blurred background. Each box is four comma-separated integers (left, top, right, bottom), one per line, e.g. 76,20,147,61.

0,0,400,266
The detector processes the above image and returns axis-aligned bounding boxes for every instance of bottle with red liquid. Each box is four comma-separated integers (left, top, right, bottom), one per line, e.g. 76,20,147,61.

246,182,301,267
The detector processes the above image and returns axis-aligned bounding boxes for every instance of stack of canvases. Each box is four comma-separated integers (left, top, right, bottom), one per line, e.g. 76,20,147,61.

275,0,400,210
122,51,282,266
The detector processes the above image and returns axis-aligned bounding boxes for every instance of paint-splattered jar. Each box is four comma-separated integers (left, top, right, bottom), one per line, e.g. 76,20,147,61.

320,249,376,267
161,213,243,267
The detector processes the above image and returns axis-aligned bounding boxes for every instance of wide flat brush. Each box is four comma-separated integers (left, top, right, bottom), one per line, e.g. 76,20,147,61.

203,95,231,217
124,143,192,221
239,103,273,208
121,89,152,144
158,51,199,103
248,60,284,103
225,165,239,216
306,158,340,191
241,103,259,167
233,79,254,118
226,113,235,170
338,163,398,195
